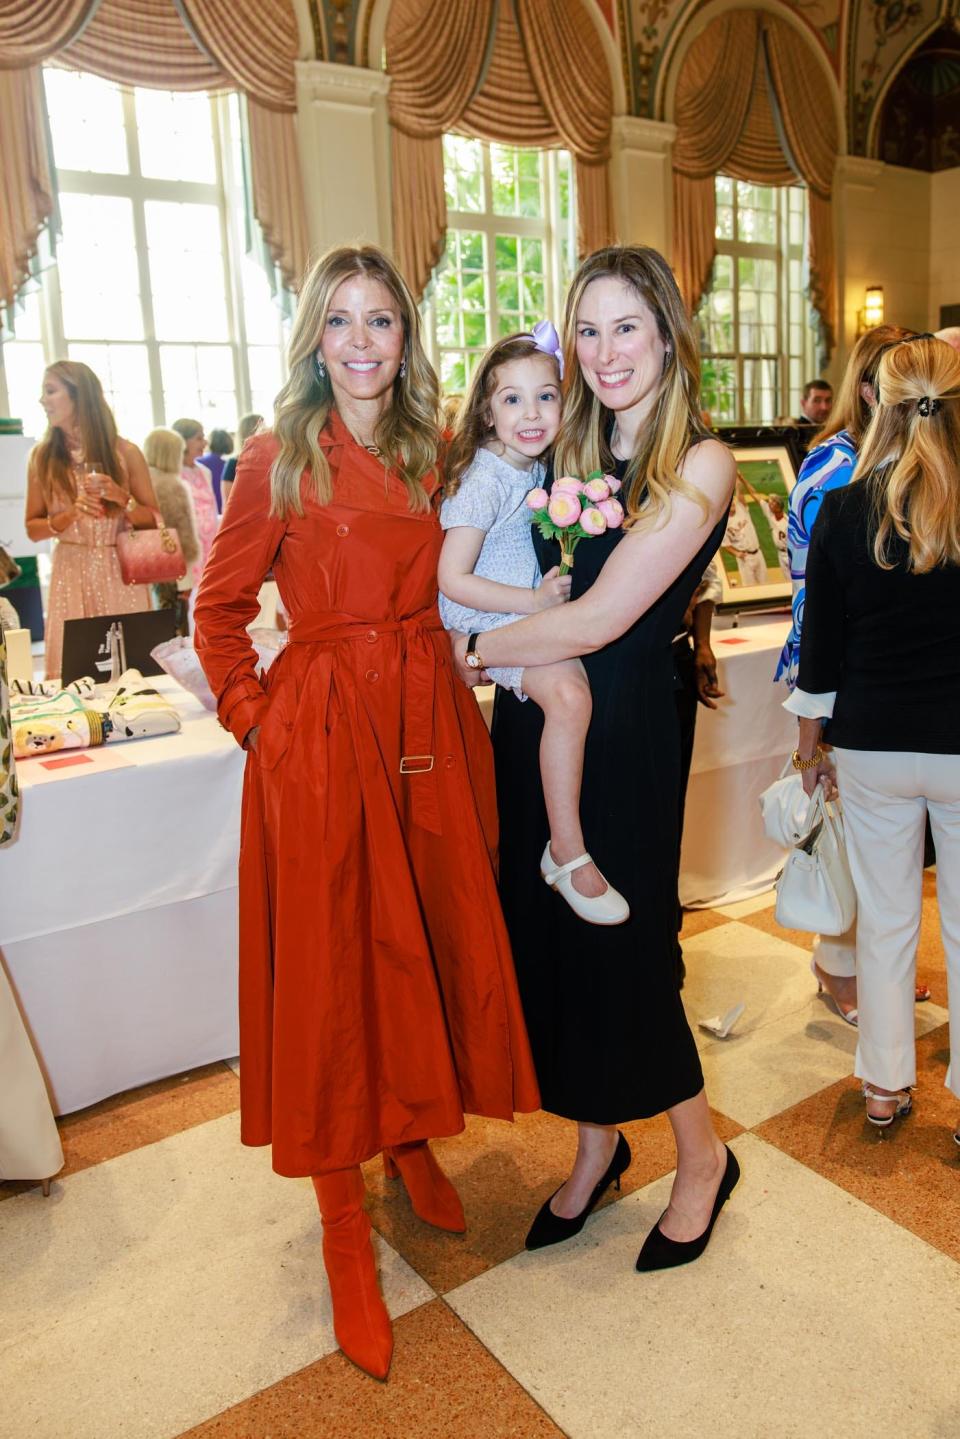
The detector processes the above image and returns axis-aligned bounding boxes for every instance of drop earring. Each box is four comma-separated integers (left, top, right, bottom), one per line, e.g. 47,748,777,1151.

399,357,407,379
314,352,326,382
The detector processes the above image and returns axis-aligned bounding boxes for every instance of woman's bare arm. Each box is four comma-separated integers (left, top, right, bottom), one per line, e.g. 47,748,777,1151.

453,439,735,677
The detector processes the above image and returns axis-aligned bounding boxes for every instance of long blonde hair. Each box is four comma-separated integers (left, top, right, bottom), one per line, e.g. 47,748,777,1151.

815,324,915,450
34,360,124,503
444,334,559,496
270,245,440,518
854,335,960,572
553,246,710,530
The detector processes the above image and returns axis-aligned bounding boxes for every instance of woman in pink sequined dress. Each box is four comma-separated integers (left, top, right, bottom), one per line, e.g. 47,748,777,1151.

24,362,158,679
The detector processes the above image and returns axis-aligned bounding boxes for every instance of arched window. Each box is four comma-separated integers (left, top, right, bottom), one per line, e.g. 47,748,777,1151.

0,69,288,443
696,177,821,426
424,136,575,394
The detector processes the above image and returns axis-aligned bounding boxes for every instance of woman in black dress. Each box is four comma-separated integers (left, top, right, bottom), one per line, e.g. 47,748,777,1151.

454,246,737,1270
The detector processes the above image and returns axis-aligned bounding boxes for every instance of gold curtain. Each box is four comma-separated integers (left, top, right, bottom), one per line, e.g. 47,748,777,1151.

64,0,226,90
248,101,310,291
0,0,306,306
0,67,55,308
174,0,299,111
671,8,838,348
0,0,96,67
0,0,97,305
386,0,613,300
763,15,838,349
386,0,496,300
513,0,614,256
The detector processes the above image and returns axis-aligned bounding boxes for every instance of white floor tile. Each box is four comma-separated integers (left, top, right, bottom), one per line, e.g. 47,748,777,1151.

0,1114,433,1439
713,889,777,919
446,1134,960,1439
681,921,948,1126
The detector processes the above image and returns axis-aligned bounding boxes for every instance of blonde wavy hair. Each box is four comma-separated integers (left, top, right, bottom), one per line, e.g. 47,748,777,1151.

553,246,711,531
854,335,960,573
270,245,440,518
814,323,915,450
444,334,559,497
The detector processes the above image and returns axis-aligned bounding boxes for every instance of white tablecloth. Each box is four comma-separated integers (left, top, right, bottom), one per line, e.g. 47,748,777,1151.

679,615,795,907
0,625,794,1114
0,678,245,1114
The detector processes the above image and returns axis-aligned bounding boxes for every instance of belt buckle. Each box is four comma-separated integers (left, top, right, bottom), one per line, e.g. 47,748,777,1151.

400,754,434,774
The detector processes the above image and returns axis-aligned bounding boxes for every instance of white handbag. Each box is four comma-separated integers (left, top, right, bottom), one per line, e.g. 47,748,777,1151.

759,756,812,848
774,783,857,935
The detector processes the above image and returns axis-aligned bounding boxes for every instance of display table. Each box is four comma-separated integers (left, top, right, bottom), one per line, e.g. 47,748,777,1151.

0,678,245,1115
679,614,796,907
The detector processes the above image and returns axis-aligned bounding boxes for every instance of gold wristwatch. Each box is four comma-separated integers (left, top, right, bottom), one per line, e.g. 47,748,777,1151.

464,633,485,671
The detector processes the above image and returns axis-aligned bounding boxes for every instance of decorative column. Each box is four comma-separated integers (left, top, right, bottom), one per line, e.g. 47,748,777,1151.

609,116,677,256
295,61,393,256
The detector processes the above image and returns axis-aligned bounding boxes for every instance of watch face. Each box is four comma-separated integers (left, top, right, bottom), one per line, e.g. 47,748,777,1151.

465,651,482,669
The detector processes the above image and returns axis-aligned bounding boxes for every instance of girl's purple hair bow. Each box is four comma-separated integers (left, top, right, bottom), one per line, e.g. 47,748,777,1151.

530,319,564,380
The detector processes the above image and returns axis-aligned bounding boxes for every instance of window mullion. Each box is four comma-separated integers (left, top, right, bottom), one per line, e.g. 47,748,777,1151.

214,95,250,418
121,88,163,428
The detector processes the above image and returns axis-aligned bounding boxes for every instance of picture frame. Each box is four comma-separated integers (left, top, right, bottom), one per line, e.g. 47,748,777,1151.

715,436,800,611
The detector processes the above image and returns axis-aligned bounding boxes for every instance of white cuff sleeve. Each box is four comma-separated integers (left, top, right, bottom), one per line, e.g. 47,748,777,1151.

782,687,836,719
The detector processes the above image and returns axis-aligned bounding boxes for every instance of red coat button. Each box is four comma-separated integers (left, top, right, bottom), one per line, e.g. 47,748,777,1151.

365,669,379,682
366,630,378,643
336,524,349,537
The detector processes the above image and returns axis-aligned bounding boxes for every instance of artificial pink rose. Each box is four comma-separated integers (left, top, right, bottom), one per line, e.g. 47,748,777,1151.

579,505,608,536
547,491,582,527
597,498,625,528
553,475,584,494
526,487,550,511
583,476,611,502
603,473,623,494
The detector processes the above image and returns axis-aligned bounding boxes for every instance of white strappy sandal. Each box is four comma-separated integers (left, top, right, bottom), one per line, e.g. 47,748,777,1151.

540,843,630,926
862,1084,913,1128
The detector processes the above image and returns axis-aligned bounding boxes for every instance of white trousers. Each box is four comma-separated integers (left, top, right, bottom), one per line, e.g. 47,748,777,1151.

834,747,960,1097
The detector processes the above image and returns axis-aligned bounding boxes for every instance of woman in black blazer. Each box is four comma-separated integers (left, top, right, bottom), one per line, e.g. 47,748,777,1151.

785,335,960,1142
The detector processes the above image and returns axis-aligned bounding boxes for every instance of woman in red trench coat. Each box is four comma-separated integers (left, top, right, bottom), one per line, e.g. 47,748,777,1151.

194,246,539,1380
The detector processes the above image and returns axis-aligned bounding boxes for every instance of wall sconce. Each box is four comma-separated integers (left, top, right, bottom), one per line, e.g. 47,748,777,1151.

857,286,884,334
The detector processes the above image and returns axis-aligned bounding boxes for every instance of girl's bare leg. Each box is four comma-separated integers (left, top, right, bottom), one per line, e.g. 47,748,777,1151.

522,659,604,899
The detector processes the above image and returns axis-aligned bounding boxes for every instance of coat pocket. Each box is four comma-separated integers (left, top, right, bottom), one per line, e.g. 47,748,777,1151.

255,673,299,771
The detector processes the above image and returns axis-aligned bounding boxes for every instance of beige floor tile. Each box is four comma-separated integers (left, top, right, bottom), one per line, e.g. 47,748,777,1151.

0,1061,239,1204
445,1134,960,1439
0,1114,433,1439
713,889,777,919
679,921,947,1128
176,1299,565,1439
680,919,821,1041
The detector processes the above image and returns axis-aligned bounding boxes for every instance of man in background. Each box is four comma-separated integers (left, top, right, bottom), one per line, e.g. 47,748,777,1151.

795,379,833,427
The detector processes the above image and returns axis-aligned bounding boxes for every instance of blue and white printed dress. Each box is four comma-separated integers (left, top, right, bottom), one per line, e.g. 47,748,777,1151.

775,429,857,687
438,448,545,697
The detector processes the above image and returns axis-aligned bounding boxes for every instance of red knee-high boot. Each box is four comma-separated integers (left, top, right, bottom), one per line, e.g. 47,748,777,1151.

312,1169,393,1380
382,1140,466,1233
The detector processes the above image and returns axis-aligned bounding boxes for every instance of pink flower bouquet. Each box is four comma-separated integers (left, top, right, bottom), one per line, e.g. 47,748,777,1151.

526,471,625,574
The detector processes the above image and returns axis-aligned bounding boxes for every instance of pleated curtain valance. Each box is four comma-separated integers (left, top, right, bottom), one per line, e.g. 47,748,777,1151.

0,0,308,308
386,0,614,301
671,8,838,352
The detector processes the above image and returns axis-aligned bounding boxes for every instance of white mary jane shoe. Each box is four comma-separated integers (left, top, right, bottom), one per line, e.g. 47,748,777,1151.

540,843,630,926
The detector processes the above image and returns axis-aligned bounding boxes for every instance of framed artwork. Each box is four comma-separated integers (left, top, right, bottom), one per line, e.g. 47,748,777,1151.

716,440,799,611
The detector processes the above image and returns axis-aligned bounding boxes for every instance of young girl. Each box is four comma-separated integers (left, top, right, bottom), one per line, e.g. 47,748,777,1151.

438,329,629,925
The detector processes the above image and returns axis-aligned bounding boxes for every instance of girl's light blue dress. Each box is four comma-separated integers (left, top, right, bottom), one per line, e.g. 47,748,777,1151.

438,448,545,697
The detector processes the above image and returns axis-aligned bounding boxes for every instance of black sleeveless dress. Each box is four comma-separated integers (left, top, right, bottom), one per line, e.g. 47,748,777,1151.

492,462,726,1123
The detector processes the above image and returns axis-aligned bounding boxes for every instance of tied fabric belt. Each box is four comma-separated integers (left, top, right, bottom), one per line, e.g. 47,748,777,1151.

288,608,444,834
